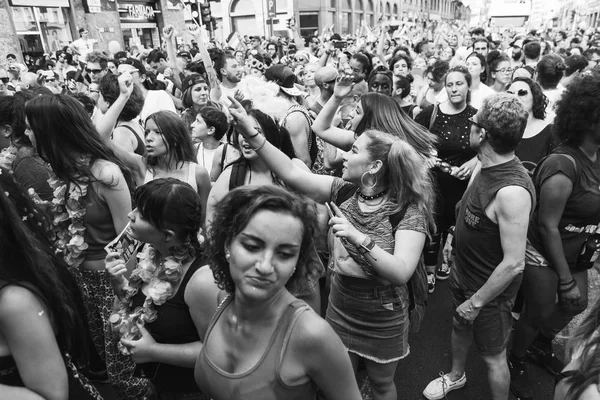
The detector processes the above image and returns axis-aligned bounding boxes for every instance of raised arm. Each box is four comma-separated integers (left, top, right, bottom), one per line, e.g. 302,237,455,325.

188,25,220,91
228,97,334,203
312,76,356,151
162,25,183,89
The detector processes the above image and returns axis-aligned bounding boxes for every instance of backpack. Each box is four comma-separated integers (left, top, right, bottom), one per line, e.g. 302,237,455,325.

333,185,428,333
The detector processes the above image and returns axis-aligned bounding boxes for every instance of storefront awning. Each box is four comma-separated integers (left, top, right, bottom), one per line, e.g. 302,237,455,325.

10,0,70,7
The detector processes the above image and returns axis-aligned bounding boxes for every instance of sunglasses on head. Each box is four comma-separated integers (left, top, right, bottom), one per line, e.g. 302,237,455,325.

507,89,528,96
86,68,103,74
0,77,9,84
468,117,485,130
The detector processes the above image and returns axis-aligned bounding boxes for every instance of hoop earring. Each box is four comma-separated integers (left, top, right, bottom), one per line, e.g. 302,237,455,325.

360,171,377,190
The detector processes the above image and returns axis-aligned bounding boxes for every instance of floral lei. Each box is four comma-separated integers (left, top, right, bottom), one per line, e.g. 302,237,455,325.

0,145,18,171
27,156,91,269
112,243,196,354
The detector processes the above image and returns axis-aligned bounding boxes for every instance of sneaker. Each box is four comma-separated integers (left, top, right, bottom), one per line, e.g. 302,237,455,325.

427,272,436,294
436,262,451,280
508,355,534,400
423,372,467,400
526,340,564,377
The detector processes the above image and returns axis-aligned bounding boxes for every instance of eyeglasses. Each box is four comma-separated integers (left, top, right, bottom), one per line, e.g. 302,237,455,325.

248,58,265,72
86,68,103,74
494,68,512,74
468,117,485,130
507,89,528,97
0,77,9,84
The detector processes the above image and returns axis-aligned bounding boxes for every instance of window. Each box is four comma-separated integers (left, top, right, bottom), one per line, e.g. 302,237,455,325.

11,6,72,57
300,13,319,37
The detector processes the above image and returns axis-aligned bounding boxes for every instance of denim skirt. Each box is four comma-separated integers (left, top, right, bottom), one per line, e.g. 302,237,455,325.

326,272,410,363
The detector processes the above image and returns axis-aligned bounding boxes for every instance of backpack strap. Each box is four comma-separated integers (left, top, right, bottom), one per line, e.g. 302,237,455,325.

220,143,228,168
228,162,246,191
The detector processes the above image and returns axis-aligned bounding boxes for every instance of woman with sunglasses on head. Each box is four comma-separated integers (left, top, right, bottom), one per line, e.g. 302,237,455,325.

486,51,512,93
24,94,149,399
196,185,361,400
0,168,103,400
509,71,600,400
106,178,220,400
507,77,557,173
97,74,211,224
206,107,324,313
226,91,435,400
415,65,478,292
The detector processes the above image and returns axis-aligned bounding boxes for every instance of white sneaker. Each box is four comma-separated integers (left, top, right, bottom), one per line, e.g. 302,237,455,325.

423,372,466,400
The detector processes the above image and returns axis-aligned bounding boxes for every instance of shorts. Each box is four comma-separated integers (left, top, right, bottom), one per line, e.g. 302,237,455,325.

449,274,514,356
326,272,410,363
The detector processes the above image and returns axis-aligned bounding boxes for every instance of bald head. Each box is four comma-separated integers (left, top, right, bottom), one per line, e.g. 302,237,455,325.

21,72,40,90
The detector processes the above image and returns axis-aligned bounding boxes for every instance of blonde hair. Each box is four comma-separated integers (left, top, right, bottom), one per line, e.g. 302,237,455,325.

364,129,435,236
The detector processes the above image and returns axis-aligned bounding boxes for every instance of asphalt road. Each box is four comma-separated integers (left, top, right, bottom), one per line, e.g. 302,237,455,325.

97,277,557,400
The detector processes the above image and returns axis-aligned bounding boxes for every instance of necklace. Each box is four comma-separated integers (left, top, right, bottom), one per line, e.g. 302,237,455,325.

358,187,389,201
112,243,195,354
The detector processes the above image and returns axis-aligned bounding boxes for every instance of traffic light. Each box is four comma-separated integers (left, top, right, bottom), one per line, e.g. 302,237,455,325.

200,1,212,24
189,1,200,25
210,17,217,31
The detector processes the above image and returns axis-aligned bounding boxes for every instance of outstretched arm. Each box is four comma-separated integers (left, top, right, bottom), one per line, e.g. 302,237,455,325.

228,97,334,204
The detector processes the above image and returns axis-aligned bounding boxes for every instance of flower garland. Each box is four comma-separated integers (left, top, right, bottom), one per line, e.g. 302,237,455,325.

111,243,196,354
0,145,18,171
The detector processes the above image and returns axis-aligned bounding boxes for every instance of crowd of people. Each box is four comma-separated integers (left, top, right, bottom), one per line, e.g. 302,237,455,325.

1,15,600,400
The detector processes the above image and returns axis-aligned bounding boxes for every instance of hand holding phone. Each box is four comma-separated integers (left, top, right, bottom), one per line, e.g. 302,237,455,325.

325,202,335,219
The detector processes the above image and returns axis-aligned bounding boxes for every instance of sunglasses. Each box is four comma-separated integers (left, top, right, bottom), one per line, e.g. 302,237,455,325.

86,68,103,74
248,58,265,72
494,68,512,74
468,117,485,130
0,77,9,84
46,78,56,82
507,89,528,97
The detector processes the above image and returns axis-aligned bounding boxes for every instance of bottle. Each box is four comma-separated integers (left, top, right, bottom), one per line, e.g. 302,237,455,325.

577,226,600,269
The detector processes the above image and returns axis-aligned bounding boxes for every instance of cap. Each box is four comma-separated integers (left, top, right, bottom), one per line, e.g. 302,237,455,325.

119,57,146,75
182,73,206,92
177,51,192,61
314,66,338,86
264,64,303,97
511,38,524,48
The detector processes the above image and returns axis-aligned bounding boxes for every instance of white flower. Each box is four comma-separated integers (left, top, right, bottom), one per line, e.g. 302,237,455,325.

147,280,173,305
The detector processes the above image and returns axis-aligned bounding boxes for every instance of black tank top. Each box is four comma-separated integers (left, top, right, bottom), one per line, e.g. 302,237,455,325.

130,258,203,392
454,157,535,300
114,123,146,156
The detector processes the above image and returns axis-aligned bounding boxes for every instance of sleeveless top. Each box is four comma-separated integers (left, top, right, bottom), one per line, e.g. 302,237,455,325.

281,105,326,175
0,282,102,400
195,296,317,400
129,259,203,392
528,145,600,270
143,162,198,192
454,157,535,300
83,183,118,261
114,123,146,156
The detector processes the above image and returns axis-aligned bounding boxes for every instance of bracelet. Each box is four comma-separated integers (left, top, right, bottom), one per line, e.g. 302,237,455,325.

251,137,267,152
558,280,577,293
559,278,575,286
246,130,260,139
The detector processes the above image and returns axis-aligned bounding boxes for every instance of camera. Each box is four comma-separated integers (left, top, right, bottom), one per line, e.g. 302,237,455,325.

333,40,348,49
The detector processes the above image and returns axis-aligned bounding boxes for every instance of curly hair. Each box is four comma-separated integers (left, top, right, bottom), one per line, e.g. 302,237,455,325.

426,60,450,83
554,70,600,145
479,93,528,154
509,77,548,120
537,54,566,90
134,178,203,254
207,185,318,294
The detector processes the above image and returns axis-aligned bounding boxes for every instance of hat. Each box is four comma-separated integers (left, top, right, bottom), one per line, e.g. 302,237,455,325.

314,66,338,86
264,64,303,97
182,73,206,92
177,51,192,61
119,57,146,75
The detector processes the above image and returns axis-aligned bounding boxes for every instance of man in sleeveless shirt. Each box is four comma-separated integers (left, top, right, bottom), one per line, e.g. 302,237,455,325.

423,94,535,400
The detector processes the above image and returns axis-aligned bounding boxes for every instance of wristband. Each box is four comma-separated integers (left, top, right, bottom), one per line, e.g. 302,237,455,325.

558,280,577,293
559,278,575,286
251,137,267,152
357,235,376,254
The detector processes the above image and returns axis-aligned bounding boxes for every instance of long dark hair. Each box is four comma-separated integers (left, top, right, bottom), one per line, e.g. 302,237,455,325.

0,91,34,146
510,77,548,120
144,111,196,172
466,52,488,84
24,94,134,188
354,92,436,157
0,167,90,366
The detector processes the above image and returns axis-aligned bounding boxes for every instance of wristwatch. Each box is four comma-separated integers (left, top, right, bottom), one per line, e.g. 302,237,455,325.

357,236,376,255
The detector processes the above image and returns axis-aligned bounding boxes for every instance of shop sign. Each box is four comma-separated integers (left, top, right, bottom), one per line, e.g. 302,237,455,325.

127,4,155,19
10,0,69,6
